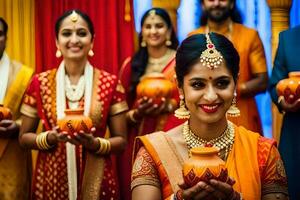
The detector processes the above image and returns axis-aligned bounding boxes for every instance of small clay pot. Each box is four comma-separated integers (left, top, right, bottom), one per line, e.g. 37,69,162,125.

57,109,93,137
182,147,228,187
276,71,300,104
136,73,175,105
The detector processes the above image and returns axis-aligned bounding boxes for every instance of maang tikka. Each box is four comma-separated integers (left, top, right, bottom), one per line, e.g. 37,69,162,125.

200,33,223,70
70,10,79,23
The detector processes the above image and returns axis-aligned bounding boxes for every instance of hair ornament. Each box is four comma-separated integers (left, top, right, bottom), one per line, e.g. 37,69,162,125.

200,33,223,70
70,10,79,23
149,9,156,19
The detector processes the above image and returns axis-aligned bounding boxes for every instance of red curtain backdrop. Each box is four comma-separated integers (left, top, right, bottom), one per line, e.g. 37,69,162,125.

35,0,135,75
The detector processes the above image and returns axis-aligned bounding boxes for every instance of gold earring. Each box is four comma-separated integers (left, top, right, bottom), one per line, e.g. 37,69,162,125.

141,40,146,47
88,49,94,57
165,37,172,46
227,92,240,117
56,49,62,58
174,96,190,119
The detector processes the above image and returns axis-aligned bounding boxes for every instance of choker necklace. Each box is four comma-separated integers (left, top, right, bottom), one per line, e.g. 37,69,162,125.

183,121,235,160
65,75,85,102
205,21,233,41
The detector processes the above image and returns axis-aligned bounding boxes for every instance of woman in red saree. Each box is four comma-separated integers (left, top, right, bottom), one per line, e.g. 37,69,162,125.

19,10,128,200
118,8,182,199
131,33,288,199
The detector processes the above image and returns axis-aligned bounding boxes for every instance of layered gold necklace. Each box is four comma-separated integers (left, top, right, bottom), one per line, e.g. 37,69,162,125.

183,121,235,160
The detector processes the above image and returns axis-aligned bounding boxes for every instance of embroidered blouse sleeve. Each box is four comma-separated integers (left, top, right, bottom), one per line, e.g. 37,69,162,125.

131,146,161,190
109,79,129,116
259,138,288,196
20,75,39,118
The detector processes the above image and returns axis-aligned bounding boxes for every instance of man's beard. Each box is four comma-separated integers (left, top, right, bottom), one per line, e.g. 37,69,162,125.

205,7,231,23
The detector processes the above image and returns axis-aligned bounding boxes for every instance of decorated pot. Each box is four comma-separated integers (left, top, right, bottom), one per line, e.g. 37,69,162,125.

276,71,300,104
0,104,12,121
136,73,175,105
182,147,228,187
57,109,93,137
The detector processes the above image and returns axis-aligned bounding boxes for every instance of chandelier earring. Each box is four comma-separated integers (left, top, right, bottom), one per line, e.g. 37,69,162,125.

165,36,172,46
56,49,62,58
141,39,147,47
174,95,190,119
227,91,240,117
88,49,94,57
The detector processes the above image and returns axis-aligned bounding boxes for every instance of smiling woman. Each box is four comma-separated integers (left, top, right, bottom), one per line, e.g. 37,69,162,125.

19,10,128,200
131,33,289,200
117,7,181,199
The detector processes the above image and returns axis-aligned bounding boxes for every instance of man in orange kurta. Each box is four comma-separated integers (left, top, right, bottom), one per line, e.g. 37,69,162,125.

189,0,268,133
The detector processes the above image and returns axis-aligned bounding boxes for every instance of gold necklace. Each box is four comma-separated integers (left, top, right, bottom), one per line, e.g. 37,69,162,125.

183,121,235,160
147,49,175,73
205,21,233,41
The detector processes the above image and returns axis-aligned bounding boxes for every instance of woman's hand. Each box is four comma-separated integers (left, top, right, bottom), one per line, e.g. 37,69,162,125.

47,126,69,145
69,127,98,151
278,95,300,112
136,97,168,117
178,178,240,200
0,120,19,138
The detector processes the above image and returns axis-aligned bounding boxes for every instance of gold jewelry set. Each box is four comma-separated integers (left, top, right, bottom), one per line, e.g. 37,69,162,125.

56,10,94,58
183,121,235,160
95,137,111,154
173,33,239,160
36,131,53,150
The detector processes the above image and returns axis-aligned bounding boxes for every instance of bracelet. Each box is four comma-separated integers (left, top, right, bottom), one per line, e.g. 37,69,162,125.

127,109,138,123
277,96,285,113
277,96,284,104
36,131,53,150
95,137,111,154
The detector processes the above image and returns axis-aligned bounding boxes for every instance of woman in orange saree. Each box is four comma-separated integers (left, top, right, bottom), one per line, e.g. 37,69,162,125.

118,8,183,199
19,10,128,200
131,33,288,200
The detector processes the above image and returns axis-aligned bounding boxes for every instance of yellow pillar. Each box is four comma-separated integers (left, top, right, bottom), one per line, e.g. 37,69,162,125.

266,0,292,142
152,0,181,33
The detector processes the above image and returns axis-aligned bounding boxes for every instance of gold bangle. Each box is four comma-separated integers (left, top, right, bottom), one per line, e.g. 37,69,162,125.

95,137,102,154
106,140,111,153
95,137,111,154
127,109,138,123
36,131,53,150
277,96,284,105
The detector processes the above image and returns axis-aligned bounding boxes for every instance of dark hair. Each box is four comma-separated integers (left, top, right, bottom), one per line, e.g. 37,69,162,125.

0,17,8,36
200,0,242,25
130,8,179,98
55,9,94,40
176,33,239,88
